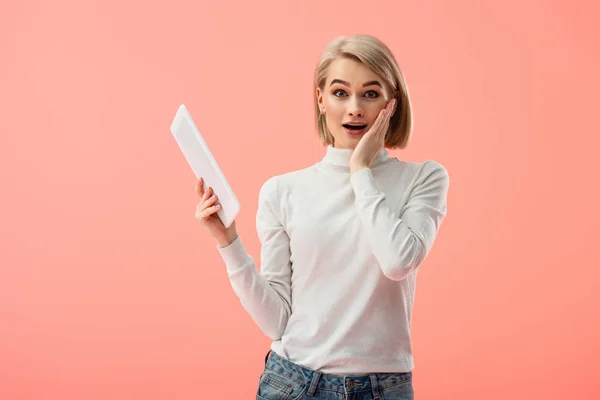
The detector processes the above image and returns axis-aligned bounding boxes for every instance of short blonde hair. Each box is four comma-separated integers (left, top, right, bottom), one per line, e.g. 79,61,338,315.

314,35,413,149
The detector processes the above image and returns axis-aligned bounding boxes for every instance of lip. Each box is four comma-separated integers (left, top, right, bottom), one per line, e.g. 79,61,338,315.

343,125,368,136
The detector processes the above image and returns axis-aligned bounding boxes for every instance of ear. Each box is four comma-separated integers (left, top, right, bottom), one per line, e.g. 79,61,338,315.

316,87,325,114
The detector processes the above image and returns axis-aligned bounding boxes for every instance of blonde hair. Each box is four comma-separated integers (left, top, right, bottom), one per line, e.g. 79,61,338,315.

314,35,413,149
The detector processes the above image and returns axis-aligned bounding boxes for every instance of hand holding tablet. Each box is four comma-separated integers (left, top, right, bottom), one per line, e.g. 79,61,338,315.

194,177,238,247
170,104,241,244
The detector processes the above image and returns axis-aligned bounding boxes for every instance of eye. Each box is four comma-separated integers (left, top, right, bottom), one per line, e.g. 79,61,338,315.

333,89,380,98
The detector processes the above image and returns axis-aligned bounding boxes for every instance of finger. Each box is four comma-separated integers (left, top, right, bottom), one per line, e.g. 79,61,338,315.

364,107,387,140
379,110,392,138
201,204,222,219
376,109,388,132
382,118,391,138
369,108,386,135
202,193,218,209
198,194,218,215
197,198,219,217
386,99,395,116
196,178,204,196
385,104,393,124
377,120,388,142
385,100,396,122
200,186,213,203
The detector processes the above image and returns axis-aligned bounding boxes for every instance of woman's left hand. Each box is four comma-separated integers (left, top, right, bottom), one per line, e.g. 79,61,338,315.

349,99,396,174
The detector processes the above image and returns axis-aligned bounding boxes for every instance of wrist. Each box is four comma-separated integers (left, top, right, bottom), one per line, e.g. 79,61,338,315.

216,232,238,248
350,163,368,174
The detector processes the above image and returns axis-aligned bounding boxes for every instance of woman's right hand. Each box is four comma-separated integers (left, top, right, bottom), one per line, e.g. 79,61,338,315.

195,177,238,248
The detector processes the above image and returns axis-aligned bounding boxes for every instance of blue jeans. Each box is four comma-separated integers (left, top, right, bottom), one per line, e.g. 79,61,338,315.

257,350,414,400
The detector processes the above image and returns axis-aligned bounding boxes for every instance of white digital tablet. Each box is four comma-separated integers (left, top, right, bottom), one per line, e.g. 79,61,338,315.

169,104,240,228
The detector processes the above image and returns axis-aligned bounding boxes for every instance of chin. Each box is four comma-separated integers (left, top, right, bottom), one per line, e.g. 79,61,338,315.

333,132,361,150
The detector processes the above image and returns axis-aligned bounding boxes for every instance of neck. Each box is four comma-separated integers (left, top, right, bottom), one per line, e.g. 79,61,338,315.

321,145,389,168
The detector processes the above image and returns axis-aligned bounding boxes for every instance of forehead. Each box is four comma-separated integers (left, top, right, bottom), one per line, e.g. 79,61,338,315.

326,57,382,85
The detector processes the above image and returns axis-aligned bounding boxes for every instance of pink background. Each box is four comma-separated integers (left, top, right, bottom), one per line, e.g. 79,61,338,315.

1,0,599,398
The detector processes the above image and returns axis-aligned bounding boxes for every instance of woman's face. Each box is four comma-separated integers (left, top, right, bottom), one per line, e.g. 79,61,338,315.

316,57,393,150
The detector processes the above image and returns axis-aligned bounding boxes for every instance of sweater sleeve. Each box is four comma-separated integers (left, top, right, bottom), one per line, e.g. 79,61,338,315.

350,160,449,281
216,177,292,340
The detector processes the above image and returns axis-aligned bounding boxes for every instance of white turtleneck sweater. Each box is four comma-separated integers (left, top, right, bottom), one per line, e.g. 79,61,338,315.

216,145,449,374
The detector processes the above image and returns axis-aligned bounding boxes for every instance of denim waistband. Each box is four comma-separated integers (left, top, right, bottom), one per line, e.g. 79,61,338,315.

264,350,412,397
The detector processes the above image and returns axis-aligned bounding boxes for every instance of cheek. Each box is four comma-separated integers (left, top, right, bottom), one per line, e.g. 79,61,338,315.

368,108,382,122
325,98,345,116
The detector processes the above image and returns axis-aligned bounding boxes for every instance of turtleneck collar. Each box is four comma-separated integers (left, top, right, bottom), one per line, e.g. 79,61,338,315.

321,145,389,168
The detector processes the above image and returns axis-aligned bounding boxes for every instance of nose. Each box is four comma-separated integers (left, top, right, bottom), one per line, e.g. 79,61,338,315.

347,96,364,117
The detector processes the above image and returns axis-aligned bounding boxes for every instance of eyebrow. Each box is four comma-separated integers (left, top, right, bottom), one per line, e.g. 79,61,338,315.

329,79,382,88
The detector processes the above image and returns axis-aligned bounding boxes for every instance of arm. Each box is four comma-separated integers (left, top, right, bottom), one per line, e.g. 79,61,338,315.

216,177,292,340
350,160,449,281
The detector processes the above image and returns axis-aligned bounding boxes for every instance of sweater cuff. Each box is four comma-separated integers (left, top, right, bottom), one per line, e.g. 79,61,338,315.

216,235,253,273
350,167,380,197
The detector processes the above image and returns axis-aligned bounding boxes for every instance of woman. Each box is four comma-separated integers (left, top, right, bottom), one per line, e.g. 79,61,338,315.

195,34,449,400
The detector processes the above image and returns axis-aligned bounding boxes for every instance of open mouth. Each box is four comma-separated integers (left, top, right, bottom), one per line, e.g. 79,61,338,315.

343,124,368,135
342,124,368,130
